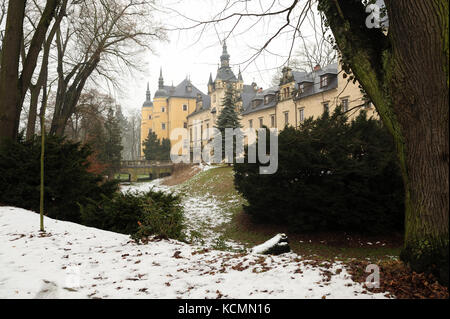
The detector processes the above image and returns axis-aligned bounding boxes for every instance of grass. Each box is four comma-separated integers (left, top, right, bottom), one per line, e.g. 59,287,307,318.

178,165,403,263
115,174,130,181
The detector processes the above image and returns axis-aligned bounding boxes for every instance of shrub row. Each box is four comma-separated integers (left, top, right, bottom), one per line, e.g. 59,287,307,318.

0,135,185,242
80,190,185,242
0,135,117,223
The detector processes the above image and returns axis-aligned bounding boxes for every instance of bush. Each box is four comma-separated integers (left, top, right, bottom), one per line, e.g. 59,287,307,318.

0,134,118,223
234,110,404,234
80,190,185,242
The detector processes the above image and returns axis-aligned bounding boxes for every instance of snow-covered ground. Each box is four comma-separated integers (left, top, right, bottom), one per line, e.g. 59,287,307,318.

121,179,241,249
0,207,388,299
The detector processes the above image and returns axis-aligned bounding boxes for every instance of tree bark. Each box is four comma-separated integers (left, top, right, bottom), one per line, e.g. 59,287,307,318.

0,0,60,141
387,0,449,285
318,0,449,284
26,0,68,140
0,1,26,141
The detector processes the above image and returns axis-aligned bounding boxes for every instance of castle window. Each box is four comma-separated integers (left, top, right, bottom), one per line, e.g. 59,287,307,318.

320,75,328,88
259,118,264,128
161,107,166,113
184,122,188,129
162,123,166,130
149,115,152,120
299,108,305,123
183,104,188,111
249,120,253,129
271,115,275,128
284,112,289,126
341,98,349,112
323,102,330,114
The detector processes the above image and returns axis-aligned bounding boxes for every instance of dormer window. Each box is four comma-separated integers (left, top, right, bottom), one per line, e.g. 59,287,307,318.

320,75,328,88
282,87,291,100
252,100,261,109
299,84,305,93
264,96,270,104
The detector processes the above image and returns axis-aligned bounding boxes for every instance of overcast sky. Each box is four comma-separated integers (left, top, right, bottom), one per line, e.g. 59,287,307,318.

114,0,321,116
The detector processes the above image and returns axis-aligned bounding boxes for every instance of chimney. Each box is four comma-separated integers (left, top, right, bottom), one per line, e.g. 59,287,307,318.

257,88,263,93
314,64,321,72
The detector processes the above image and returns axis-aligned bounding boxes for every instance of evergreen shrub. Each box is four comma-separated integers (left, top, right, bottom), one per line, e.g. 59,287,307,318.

234,110,404,234
0,134,118,222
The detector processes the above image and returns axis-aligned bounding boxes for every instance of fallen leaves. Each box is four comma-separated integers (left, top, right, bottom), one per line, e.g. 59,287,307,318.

346,260,449,299
173,251,183,259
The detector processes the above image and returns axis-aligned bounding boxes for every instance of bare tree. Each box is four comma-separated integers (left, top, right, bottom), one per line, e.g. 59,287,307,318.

26,0,70,140
0,0,60,141
49,0,165,136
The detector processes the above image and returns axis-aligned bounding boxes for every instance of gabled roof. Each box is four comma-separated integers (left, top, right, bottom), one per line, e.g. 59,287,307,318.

294,62,339,98
170,79,205,99
154,79,207,100
187,94,212,118
242,86,279,115
215,67,237,82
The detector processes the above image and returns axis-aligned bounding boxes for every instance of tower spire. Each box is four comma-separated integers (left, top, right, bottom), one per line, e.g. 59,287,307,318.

208,72,213,85
238,67,243,81
146,82,151,101
158,67,164,89
220,40,230,68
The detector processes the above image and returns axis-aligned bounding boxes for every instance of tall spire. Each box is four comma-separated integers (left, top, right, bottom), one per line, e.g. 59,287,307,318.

208,73,213,85
158,67,164,89
220,40,230,68
238,67,243,82
146,82,151,101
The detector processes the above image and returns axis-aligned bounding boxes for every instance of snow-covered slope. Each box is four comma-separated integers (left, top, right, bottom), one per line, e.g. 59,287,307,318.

0,207,388,299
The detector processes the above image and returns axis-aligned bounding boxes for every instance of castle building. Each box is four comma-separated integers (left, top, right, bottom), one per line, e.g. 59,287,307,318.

141,43,377,159
140,68,209,158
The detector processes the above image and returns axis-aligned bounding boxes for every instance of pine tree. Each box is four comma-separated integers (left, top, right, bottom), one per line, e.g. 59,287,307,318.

215,84,242,163
102,107,123,178
142,131,171,161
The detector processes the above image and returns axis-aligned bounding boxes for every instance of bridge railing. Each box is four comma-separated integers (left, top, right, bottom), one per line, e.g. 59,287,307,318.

120,160,173,168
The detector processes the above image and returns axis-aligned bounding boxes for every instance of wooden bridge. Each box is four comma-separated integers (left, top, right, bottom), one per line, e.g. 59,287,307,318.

119,160,174,182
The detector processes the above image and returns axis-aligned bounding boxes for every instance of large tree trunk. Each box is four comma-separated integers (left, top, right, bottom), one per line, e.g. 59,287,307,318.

0,1,25,141
26,84,41,139
387,0,449,285
0,0,60,141
26,0,68,140
318,0,449,284
50,55,100,137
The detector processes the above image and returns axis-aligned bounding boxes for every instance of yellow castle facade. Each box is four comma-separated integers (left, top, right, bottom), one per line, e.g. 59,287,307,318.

140,43,378,159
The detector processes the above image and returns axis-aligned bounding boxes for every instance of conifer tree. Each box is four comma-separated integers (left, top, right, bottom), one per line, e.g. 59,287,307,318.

215,84,242,163
143,131,171,161
102,107,123,178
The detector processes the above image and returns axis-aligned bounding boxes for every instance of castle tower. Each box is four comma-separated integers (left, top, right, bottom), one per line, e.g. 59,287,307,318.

141,81,154,158
220,41,230,68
